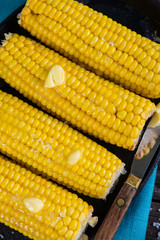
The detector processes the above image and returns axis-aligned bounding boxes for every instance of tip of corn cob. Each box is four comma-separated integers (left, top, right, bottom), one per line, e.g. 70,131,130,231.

17,12,22,24
76,209,93,240
1,33,12,46
102,162,125,199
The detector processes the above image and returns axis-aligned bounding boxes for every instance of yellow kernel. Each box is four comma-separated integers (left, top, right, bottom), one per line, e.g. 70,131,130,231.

106,170,112,179
117,101,127,110
141,111,149,120
148,82,155,91
99,178,106,186
118,121,126,133
93,175,100,183
119,135,126,145
63,216,71,226
133,106,142,114
153,63,160,73
125,112,134,123
130,127,139,138
55,220,63,231
69,220,78,231
58,226,68,236
72,210,80,220
127,138,135,148
141,56,151,67
124,124,132,136
117,111,126,120
67,207,74,216
125,103,134,112
107,103,116,114
65,230,74,239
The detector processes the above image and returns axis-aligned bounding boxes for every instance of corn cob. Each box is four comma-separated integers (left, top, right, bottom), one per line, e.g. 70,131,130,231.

0,90,124,199
0,154,94,240
19,0,160,99
0,34,156,151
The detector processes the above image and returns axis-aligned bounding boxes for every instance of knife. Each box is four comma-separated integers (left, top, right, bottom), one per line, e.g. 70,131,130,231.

94,125,160,240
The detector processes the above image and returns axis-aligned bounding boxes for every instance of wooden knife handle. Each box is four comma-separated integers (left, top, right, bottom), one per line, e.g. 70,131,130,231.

94,182,136,240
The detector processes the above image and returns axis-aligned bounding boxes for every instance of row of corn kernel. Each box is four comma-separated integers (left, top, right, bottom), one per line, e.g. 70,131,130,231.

20,12,160,97
27,0,160,54
0,52,142,149
19,0,160,97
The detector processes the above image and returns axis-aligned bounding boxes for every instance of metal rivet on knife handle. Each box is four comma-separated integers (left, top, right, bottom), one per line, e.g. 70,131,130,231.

125,173,142,189
117,198,125,207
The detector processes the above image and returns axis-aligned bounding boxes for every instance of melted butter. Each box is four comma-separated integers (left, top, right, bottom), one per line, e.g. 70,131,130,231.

23,197,44,213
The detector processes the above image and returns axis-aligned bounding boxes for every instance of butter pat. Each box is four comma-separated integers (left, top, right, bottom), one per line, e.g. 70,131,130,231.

23,197,44,213
45,65,65,88
68,150,82,165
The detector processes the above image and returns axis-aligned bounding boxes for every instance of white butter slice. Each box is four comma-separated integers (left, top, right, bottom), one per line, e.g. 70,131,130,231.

23,197,44,213
45,65,65,88
68,150,82,165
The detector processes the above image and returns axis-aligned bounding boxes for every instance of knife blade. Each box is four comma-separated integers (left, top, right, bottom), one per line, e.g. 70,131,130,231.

94,124,160,240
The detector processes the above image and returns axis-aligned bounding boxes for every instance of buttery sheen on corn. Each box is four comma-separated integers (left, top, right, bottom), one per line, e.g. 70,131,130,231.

0,155,93,240
19,0,160,98
0,34,155,150
0,91,124,199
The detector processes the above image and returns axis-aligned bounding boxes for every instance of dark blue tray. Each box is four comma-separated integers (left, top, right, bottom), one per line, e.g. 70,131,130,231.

0,0,160,239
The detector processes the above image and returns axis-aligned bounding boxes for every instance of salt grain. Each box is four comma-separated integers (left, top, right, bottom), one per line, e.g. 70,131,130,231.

153,222,160,229
109,41,114,46
98,107,104,111
43,144,52,149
